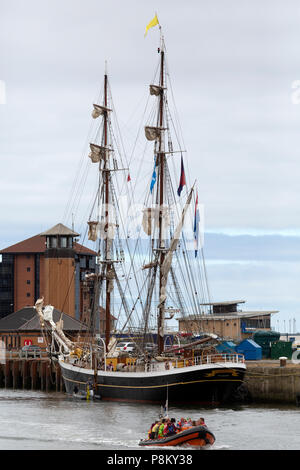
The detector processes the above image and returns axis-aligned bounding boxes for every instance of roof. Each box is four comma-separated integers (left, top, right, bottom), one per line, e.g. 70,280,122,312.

237,339,261,349
0,307,87,332
199,300,246,306
40,223,80,237
0,233,96,256
177,311,278,321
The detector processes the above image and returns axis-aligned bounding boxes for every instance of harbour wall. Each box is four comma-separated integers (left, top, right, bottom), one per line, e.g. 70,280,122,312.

244,361,300,405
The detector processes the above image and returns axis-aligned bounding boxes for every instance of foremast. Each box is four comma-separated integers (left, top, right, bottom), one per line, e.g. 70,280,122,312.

88,66,124,355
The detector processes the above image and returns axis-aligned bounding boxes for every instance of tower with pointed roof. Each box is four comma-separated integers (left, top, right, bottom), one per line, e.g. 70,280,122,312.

40,223,80,318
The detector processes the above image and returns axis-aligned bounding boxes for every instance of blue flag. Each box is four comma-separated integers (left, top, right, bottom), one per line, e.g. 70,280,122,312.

150,156,157,193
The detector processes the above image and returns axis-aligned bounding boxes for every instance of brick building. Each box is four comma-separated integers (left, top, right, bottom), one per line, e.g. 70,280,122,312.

0,223,97,322
177,300,278,343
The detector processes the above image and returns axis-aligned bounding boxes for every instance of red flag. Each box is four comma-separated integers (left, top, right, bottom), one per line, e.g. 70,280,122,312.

177,155,186,196
127,173,131,182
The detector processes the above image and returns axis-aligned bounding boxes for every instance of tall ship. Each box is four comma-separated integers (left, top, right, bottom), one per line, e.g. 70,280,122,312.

35,22,246,405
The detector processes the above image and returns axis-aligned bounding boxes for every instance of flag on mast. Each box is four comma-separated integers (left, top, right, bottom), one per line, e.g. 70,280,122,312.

150,155,157,193
144,14,159,37
177,155,186,196
193,191,200,257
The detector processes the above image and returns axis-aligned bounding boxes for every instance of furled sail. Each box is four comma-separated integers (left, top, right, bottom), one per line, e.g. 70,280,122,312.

159,187,194,306
106,266,115,293
99,221,116,240
149,84,163,96
87,221,116,241
145,126,161,141
88,143,110,163
88,221,99,241
142,207,170,236
92,103,112,119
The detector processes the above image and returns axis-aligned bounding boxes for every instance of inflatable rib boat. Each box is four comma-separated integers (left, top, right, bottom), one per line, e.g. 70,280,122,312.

139,425,215,447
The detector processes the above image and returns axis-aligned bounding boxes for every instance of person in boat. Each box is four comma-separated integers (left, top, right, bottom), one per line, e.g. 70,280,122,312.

176,417,185,431
163,418,170,436
166,418,177,436
151,420,161,439
196,417,207,427
158,419,166,438
148,421,158,440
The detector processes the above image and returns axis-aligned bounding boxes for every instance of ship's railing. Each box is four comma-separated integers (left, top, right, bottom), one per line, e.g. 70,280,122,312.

144,353,245,372
192,353,245,367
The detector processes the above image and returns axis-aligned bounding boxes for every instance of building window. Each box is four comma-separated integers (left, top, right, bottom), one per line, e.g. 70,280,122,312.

26,292,30,297
26,280,30,285
27,267,31,272
60,237,67,248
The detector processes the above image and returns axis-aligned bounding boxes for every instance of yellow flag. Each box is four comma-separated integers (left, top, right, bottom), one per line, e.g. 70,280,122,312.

144,14,159,37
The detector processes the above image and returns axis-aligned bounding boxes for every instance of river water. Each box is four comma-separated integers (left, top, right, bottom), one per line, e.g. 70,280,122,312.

0,389,299,451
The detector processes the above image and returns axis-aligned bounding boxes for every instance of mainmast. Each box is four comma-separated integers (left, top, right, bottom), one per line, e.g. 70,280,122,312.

103,72,111,354
157,41,165,355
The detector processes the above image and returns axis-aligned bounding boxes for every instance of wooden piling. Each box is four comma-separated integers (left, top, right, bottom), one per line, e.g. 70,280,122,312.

12,360,20,389
0,364,4,387
45,361,51,392
5,360,12,388
40,361,46,391
31,360,37,390
22,360,30,389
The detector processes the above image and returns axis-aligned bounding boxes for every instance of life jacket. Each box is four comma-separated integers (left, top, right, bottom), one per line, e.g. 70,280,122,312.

158,423,165,437
168,423,176,434
148,423,156,437
152,423,160,436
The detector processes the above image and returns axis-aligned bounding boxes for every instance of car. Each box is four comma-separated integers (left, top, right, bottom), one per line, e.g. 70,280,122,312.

115,342,136,353
20,345,42,357
144,343,157,353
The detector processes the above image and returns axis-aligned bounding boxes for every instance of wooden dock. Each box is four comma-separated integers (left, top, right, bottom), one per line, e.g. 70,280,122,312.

0,356,65,392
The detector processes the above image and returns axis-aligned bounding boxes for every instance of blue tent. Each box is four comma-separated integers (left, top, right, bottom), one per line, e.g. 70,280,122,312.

236,339,262,360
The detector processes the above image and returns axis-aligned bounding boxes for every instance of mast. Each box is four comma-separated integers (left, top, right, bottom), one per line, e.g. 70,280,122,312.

157,40,165,355
104,72,111,354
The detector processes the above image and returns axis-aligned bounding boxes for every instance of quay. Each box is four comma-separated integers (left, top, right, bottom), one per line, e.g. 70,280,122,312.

1,354,300,405
0,354,65,393
244,360,300,405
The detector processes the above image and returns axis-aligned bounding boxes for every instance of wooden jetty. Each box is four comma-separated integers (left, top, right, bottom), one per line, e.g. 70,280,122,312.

0,353,65,392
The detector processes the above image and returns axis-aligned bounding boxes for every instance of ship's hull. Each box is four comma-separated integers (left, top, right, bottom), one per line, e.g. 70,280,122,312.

59,360,246,405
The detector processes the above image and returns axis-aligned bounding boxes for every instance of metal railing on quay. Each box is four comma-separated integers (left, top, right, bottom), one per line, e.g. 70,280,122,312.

4,350,48,360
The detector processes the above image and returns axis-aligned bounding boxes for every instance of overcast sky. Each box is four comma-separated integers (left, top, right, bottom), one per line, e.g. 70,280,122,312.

1,0,300,330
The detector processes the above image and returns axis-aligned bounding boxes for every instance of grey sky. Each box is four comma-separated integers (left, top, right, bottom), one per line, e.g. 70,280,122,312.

1,0,300,329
